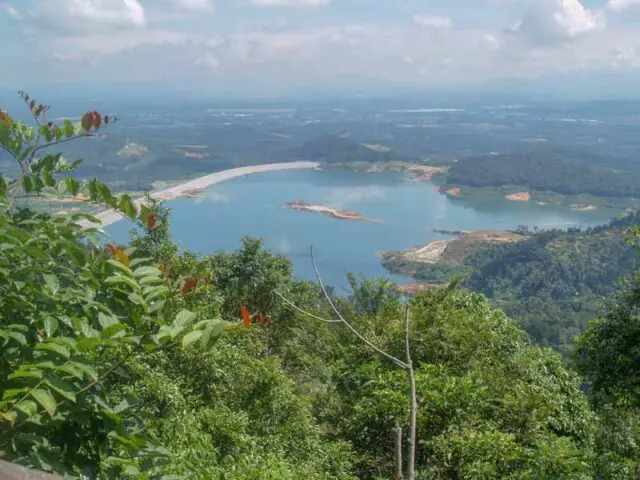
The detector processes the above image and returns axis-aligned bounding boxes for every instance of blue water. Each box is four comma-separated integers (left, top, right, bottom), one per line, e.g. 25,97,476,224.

106,169,616,288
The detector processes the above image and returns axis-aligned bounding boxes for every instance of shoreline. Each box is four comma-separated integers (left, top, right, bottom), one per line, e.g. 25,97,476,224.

79,161,320,229
285,200,382,223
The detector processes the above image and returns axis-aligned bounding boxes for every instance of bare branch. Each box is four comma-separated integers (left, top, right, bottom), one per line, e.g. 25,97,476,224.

394,424,404,480
275,290,342,324
33,133,94,154
310,246,408,369
404,304,417,480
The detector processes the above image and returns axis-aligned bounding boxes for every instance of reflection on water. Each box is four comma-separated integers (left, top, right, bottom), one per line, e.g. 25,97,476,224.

107,169,615,288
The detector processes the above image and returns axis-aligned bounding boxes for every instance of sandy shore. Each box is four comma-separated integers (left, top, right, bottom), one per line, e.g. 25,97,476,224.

286,200,382,223
79,161,320,229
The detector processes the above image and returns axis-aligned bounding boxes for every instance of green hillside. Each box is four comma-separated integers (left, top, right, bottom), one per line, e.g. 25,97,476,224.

442,152,640,198
383,212,640,353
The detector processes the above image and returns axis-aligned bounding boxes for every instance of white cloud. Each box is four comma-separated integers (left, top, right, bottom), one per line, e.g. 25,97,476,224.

607,0,640,12
168,0,214,11
195,52,220,68
516,0,602,43
50,29,191,59
413,14,453,29
2,2,22,19
482,33,501,50
250,0,329,7
8,0,640,94
28,0,146,30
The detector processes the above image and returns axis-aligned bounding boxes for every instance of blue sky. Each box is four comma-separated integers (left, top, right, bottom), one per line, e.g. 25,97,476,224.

2,0,640,98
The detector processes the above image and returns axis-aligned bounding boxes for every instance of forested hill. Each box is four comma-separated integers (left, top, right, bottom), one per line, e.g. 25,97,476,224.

443,152,640,198
288,135,402,163
384,211,640,353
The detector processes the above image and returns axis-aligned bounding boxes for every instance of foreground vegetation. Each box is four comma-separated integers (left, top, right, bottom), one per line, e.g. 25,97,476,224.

2,96,640,478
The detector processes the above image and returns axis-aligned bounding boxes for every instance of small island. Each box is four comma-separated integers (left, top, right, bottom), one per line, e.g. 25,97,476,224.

286,200,382,223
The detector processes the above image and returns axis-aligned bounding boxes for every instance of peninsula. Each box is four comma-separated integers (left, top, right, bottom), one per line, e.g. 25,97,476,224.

286,200,382,223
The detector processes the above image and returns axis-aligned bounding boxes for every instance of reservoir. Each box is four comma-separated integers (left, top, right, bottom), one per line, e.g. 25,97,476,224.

106,169,616,288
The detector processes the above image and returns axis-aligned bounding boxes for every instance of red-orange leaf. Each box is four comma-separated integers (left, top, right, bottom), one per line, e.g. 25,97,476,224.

81,112,93,131
92,111,102,129
147,214,157,230
114,249,130,267
106,243,118,255
241,305,251,327
181,278,198,295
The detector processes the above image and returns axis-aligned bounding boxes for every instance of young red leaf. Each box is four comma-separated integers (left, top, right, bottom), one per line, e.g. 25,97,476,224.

81,112,93,131
92,111,102,129
181,278,198,295
147,214,157,230
241,305,251,328
106,243,118,255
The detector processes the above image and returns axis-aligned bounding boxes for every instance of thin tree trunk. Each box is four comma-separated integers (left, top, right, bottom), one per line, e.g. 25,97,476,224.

404,305,417,480
393,424,404,480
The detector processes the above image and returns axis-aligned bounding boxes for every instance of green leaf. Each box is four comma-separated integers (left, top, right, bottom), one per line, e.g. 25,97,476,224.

77,337,102,352
182,330,203,349
107,259,133,277
129,257,152,268
118,194,137,219
71,212,100,224
71,362,98,381
42,273,59,295
40,124,53,143
98,312,118,329
8,331,27,346
98,182,113,203
128,293,145,306
8,369,43,381
200,322,229,348
41,169,56,188
113,396,140,414
30,389,56,417
139,275,165,286
65,177,80,197
101,323,127,339
35,342,70,359
173,310,197,329
15,401,39,418
144,285,169,303
43,317,59,337
63,119,74,137
105,275,140,292
133,266,162,278
21,175,34,194
45,375,76,403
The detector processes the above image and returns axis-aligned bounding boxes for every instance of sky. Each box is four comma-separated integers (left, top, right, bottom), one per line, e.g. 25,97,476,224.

2,0,640,99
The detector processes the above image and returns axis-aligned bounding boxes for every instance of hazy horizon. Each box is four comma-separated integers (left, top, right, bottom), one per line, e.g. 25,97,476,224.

3,1,640,101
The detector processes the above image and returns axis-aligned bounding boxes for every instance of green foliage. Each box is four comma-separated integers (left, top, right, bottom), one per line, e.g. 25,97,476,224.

384,213,640,353
291,135,403,164
575,273,640,406
444,152,640,198
327,290,596,478
0,94,230,477
6,92,640,480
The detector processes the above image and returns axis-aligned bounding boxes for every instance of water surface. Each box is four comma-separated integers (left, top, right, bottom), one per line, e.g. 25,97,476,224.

107,169,615,288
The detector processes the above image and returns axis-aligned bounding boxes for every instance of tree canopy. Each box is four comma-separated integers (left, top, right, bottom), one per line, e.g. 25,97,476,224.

1,94,640,478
